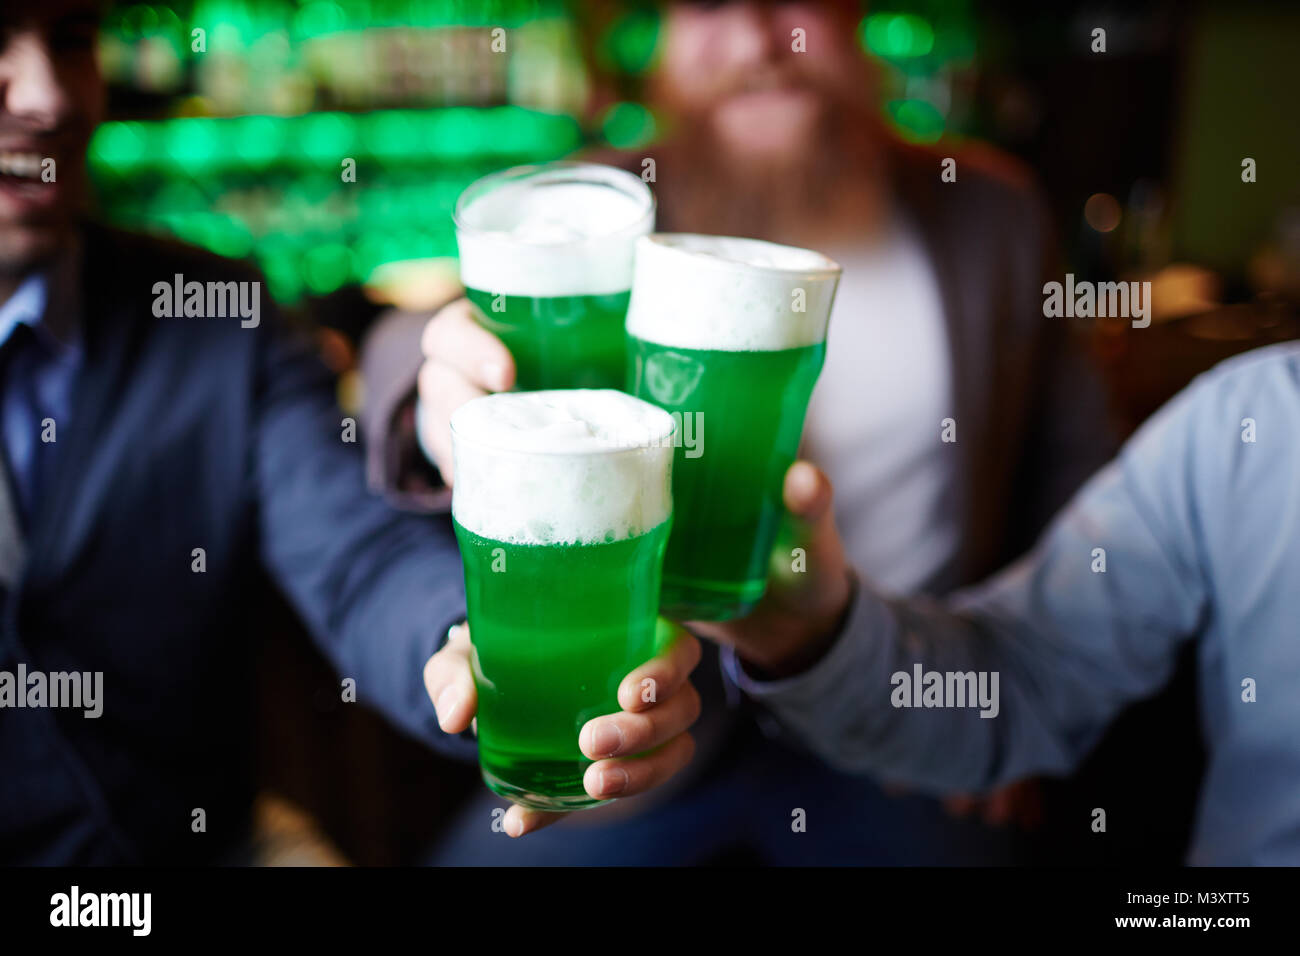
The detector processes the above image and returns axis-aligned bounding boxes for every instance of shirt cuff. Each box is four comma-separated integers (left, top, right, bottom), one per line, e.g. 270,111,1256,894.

718,580,901,752
369,391,451,513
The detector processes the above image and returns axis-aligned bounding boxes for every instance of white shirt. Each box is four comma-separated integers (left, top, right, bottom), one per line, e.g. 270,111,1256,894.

804,213,960,596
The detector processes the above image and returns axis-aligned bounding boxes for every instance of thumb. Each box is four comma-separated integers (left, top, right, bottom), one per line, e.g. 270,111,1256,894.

784,461,833,522
782,460,849,584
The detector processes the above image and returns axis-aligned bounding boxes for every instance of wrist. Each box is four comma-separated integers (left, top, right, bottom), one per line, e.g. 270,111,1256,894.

739,570,859,680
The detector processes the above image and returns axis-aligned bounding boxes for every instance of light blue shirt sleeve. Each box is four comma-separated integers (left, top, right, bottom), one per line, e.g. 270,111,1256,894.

723,344,1300,798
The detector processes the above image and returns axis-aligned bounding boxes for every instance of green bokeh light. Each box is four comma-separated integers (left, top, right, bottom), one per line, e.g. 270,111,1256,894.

234,115,283,165
601,102,657,150
294,0,347,38
88,122,148,170
601,8,660,75
887,99,946,144
300,112,357,160
165,119,222,169
89,107,579,176
302,242,354,293
369,110,423,160
862,13,936,59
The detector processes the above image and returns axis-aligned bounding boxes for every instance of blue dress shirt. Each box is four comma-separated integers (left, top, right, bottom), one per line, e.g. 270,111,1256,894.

0,271,82,525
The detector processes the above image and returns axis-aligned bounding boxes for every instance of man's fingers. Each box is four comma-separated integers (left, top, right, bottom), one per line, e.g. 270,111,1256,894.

943,794,978,818
783,460,833,522
984,780,1044,830
981,788,1015,827
583,732,697,801
423,623,477,734
415,297,517,479
580,682,701,760
420,298,515,392
781,460,849,588
501,804,563,838
417,358,486,478
617,626,701,713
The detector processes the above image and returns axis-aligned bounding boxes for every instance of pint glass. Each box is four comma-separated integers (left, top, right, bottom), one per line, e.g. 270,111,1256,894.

450,389,675,809
626,234,840,621
453,162,655,390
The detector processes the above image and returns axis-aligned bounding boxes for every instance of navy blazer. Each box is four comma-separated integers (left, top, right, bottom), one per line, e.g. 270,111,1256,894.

0,225,468,864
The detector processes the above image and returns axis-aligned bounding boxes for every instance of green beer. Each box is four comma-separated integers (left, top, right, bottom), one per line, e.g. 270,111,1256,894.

464,288,630,389
629,340,826,618
626,234,841,621
450,389,675,810
453,522,671,806
454,162,654,391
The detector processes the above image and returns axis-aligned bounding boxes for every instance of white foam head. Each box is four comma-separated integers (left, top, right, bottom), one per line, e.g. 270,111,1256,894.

625,234,841,351
455,162,655,298
450,389,675,546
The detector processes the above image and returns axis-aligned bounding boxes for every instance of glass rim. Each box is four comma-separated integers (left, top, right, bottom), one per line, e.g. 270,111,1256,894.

449,404,678,459
640,232,842,280
452,161,657,247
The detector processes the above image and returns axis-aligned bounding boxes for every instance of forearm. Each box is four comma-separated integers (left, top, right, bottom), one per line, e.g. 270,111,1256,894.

256,319,473,760
318,515,474,759
726,451,1207,794
264,459,475,762
724,584,1046,793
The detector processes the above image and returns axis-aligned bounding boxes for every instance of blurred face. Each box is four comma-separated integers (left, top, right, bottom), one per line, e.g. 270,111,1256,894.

0,0,103,276
652,1,871,167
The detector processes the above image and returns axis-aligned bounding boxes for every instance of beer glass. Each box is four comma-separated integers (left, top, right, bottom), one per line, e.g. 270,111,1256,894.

626,234,840,621
453,162,655,390
450,389,675,810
